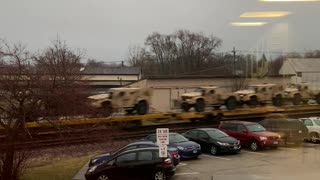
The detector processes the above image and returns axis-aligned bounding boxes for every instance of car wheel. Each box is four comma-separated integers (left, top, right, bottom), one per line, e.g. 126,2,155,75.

272,95,283,106
226,98,237,110
136,100,149,115
98,174,109,180
210,145,218,155
293,94,302,105
249,96,259,107
195,99,205,112
154,171,166,180
249,140,259,151
310,132,319,143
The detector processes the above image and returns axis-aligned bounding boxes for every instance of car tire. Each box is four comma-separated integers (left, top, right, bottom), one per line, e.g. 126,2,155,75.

272,95,283,106
249,140,259,151
293,94,302,105
136,100,149,115
249,96,259,107
310,132,319,143
97,174,110,180
195,99,205,112
210,145,218,155
154,171,166,180
181,102,191,112
226,97,237,110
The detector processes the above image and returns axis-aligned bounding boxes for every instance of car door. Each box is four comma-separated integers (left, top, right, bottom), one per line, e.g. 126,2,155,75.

130,150,155,179
197,130,210,151
235,124,250,145
115,152,137,180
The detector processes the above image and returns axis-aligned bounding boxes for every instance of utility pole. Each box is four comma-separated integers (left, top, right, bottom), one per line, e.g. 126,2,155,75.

232,47,236,77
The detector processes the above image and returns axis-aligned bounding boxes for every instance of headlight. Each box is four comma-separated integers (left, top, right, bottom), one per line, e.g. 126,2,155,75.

177,146,185,151
88,165,97,173
240,94,244,97
259,137,267,141
217,141,229,146
186,99,191,102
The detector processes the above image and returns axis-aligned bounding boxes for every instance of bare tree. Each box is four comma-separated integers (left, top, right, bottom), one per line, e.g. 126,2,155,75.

0,40,39,180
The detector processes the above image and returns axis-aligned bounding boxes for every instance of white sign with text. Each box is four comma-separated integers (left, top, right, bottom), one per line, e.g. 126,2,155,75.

156,128,169,145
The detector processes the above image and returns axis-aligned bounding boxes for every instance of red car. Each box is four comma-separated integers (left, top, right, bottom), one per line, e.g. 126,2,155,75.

218,121,281,151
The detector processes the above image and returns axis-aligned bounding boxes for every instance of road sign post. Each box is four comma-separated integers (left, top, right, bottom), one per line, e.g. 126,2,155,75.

156,128,169,157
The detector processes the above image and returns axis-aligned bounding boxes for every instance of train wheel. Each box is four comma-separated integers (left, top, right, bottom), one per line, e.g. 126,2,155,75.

195,99,205,112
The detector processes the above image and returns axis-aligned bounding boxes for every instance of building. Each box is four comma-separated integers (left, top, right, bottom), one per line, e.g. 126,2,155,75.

279,58,320,89
81,66,141,93
128,75,290,112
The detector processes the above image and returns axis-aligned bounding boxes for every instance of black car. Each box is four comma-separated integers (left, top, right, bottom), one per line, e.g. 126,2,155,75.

85,147,176,180
89,141,180,167
258,118,308,145
182,128,241,155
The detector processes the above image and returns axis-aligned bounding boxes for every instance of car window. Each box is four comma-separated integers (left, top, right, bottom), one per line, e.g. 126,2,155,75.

314,119,320,126
117,153,137,163
117,145,138,154
221,123,236,131
137,151,153,161
198,131,209,139
138,144,153,148
185,130,198,138
236,125,246,133
145,135,156,142
304,119,313,126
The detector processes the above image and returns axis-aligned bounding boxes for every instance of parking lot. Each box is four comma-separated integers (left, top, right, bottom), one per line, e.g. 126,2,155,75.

171,143,320,180
73,143,320,180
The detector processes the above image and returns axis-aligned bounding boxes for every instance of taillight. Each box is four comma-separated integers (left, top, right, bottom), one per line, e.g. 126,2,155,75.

163,158,172,165
170,152,178,158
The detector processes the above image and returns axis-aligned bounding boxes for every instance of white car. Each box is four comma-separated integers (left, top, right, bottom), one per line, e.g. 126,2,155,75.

300,117,320,143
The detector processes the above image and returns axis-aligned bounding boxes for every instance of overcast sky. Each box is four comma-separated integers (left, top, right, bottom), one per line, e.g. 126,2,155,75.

1,0,319,62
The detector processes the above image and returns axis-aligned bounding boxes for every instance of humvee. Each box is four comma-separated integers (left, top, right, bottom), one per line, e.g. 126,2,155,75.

284,83,320,105
180,86,239,112
234,83,284,106
88,88,152,116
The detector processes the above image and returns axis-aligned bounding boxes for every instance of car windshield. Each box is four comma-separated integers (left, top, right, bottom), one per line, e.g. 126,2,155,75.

246,124,266,132
169,134,189,143
206,130,229,138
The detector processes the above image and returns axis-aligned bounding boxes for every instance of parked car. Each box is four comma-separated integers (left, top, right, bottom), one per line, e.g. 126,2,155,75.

89,141,180,167
182,128,241,155
85,147,176,180
218,121,281,151
143,133,201,159
257,118,308,145
299,117,320,143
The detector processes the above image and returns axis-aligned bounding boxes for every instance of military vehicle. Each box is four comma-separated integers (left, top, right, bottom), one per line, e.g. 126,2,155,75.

284,83,320,105
180,86,239,112
88,88,152,116
234,83,284,107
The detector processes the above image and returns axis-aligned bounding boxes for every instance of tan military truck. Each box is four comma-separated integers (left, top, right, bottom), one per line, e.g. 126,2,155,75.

88,88,152,116
180,86,239,112
284,83,320,105
234,83,284,107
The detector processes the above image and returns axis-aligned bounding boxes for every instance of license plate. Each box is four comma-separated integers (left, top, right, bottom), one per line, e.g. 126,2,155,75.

193,150,197,153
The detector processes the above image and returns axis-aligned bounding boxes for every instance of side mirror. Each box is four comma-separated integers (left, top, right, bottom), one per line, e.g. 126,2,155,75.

242,130,248,134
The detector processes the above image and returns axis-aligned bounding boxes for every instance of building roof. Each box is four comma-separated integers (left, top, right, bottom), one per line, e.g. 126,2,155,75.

286,58,320,73
82,66,141,75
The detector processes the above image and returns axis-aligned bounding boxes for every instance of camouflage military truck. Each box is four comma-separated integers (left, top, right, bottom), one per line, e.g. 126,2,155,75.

180,86,239,112
88,88,152,116
284,83,320,105
234,83,284,107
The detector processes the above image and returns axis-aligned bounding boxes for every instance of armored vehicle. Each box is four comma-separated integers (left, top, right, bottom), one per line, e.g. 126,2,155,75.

284,83,320,105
